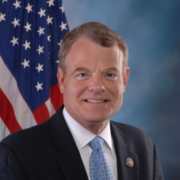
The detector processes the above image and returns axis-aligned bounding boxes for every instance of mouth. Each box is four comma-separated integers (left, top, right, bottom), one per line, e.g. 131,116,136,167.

84,99,108,103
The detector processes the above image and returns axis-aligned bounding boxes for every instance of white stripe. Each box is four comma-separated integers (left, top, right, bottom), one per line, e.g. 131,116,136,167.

0,56,37,130
0,118,10,141
45,98,56,117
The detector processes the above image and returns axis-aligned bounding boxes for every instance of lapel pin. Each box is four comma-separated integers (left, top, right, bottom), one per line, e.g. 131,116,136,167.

126,158,134,168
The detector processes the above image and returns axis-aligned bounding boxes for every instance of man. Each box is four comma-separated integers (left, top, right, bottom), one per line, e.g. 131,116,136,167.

0,22,164,180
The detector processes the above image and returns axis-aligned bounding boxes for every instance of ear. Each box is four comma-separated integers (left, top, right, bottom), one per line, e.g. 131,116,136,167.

57,67,65,94
123,67,130,92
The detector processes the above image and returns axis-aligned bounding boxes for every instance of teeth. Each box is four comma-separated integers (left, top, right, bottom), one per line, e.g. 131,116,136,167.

86,100,106,103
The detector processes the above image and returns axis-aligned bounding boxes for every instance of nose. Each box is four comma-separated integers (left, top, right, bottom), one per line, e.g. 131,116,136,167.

88,75,105,93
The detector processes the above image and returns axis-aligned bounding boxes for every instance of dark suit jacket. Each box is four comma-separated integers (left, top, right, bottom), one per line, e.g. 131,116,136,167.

0,106,164,180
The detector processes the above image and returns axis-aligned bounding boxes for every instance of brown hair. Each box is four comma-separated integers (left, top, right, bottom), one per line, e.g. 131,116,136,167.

58,22,128,76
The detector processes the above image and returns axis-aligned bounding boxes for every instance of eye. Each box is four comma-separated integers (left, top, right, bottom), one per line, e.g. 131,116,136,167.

105,73,118,81
107,73,113,77
76,73,88,80
79,73,86,77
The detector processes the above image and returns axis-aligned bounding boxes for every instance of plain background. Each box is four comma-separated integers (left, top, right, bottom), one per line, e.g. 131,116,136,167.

63,0,180,179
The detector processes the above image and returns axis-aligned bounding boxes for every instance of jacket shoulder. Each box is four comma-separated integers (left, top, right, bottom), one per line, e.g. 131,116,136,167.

111,121,152,139
1,119,50,150
110,121,154,149
1,108,62,147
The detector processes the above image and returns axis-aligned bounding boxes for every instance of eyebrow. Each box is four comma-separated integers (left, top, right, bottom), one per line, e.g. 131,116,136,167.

70,67,120,76
103,67,120,73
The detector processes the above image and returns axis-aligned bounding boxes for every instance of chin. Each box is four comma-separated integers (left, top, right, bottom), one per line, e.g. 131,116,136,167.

84,119,108,126
84,114,110,124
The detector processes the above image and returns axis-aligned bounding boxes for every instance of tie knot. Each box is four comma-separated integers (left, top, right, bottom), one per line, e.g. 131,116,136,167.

89,136,104,150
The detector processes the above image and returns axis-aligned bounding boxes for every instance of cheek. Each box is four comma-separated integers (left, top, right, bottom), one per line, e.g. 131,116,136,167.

109,83,123,97
112,88,124,110
64,81,86,101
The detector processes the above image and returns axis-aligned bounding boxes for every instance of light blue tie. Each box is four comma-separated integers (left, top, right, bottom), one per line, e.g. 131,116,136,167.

89,136,114,180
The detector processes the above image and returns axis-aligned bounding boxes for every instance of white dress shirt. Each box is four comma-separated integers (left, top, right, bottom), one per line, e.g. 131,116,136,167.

63,107,117,180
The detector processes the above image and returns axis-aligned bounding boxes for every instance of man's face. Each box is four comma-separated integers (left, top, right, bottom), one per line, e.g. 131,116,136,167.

57,37,129,129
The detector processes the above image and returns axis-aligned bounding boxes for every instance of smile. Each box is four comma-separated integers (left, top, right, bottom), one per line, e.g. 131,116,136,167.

85,99,108,103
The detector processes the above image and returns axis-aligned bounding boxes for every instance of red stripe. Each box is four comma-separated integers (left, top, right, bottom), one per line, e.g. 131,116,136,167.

50,84,63,111
33,103,50,124
0,88,22,133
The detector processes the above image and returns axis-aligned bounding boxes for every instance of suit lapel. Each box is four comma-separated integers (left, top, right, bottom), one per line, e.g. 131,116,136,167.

50,106,88,180
111,121,139,180
49,107,139,180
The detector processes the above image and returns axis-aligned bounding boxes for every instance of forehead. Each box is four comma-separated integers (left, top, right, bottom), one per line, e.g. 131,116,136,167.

66,37,123,67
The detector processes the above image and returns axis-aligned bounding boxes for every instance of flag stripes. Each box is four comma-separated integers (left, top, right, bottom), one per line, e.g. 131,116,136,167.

0,0,69,141
0,55,63,140
0,88,22,133
0,118,10,141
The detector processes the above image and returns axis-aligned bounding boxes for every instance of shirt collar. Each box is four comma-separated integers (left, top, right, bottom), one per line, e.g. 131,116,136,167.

63,107,112,151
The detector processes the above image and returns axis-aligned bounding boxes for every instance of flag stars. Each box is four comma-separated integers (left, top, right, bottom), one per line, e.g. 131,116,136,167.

57,39,62,46
23,40,31,50
47,16,53,25
35,82,43,91
47,35,51,42
60,5,64,13
37,26,45,36
0,12,6,22
36,63,44,73
2,0,8,3
38,8,46,18
59,21,67,31
12,18,20,27
24,22,32,32
46,0,54,7
13,0,21,9
21,59,30,68
10,36,19,46
37,45,44,55
25,3,33,13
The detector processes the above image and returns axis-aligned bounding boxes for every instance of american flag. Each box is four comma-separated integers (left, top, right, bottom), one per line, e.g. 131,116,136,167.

0,0,69,141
